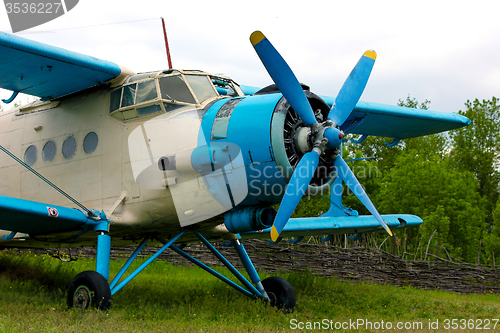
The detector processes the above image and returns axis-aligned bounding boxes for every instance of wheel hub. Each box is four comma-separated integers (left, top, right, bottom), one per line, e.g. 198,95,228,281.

73,286,92,309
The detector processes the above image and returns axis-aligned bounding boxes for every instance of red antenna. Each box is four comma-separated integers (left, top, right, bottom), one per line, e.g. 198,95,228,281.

161,17,173,69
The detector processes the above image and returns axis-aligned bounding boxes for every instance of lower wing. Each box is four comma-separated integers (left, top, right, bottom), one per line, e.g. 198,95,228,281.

240,214,421,242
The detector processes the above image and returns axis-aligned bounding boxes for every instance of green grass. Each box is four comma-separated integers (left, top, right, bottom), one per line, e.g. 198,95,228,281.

1,249,500,332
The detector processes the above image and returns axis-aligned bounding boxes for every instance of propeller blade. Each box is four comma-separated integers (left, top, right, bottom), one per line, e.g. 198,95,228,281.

250,31,318,126
333,155,393,236
328,50,376,126
271,150,320,241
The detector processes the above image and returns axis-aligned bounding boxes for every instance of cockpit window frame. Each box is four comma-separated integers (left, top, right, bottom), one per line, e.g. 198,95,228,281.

109,70,243,122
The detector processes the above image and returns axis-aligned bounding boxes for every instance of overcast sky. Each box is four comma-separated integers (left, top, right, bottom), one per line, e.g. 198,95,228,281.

1,0,499,113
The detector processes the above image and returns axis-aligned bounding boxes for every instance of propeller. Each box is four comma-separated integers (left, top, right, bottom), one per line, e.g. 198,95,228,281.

270,150,320,241
250,31,392,241
250,31,318,126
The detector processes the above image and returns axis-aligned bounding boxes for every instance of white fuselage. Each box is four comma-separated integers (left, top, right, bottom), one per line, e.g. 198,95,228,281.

0,85,220,245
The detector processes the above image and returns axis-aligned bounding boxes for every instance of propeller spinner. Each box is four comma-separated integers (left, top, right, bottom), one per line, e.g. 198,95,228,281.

250,31,392,241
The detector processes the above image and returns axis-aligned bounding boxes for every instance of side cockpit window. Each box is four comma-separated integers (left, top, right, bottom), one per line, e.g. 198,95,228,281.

211,77,242,97
110,76,161,121
109,88,122,113
136,80,157,104
121,84,136,108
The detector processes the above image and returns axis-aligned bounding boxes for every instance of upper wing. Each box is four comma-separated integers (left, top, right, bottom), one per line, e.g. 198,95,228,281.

0,32,128,100
321,98,471,139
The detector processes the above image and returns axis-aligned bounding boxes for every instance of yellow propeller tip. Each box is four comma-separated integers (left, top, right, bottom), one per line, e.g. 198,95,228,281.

250,31,266,46
363,50,377,60
270,225,279,242
384,222,393,236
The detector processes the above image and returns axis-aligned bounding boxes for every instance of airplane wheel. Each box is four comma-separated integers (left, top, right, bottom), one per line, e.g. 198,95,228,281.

67,271,112,310
262,276,296,313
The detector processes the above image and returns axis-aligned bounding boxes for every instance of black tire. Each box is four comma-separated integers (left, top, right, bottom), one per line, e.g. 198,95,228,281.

262,276,296,313
67,271,112,310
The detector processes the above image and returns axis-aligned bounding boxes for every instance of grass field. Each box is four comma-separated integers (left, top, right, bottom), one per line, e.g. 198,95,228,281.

1,249,500,332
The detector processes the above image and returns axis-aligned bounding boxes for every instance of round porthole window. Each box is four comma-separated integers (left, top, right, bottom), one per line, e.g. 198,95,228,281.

42,141,56,162
83,132,98,154
24,145,37,166
62,136,77,158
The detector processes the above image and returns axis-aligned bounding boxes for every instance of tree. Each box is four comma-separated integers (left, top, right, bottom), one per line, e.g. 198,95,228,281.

449,98,500,225
344,96,488,262
482,201,500,265
293,95,495,264
377,149,485,262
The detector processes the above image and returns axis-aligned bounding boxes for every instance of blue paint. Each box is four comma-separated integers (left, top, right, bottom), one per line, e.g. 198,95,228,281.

214,94,280,164
268,237,282,245
0,195,95,234
324,127,344,149
252,34,317,126
109,238,149,290
323,176,358,217
193,230,262,297
348,233,362,241
288,236,303,244
224,207,275,233
0,32,122,100
233,240,261,285
385,138,401,147
319,97,471,139
334,155,391,235
241,214,422,240
198,94,288,207
92,213,110,232
343,117,365,133
96,234,111,280
110,230,185,295
328,53,376,126
272,150,320,238
239,85,261,96
2,231,16,241
344,157,375,162
170,245,255,298
1,90,18,104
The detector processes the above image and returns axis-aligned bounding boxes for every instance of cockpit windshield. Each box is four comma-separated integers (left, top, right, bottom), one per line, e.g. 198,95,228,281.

109,70,242,121
158,75,196,104
185,75,218,103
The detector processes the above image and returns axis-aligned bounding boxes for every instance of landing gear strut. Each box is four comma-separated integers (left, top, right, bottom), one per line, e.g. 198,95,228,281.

66,229,296,312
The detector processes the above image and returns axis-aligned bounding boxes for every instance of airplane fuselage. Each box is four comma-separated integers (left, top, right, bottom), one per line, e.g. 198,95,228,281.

0,69,334,246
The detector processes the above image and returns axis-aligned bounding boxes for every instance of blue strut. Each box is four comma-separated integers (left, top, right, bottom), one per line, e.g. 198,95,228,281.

104,229,268,301
233,239,269,300
109,230,185,295
192,230,262,298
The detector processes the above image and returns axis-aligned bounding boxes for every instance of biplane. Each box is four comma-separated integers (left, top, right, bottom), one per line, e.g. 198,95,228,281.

0,30,470,311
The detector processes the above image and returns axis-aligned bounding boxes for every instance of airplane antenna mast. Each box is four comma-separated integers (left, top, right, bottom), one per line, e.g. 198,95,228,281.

161,17,173,69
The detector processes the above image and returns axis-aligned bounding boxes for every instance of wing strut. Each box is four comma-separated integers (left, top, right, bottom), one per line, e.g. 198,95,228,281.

0,144,98,219
2,90,19,104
